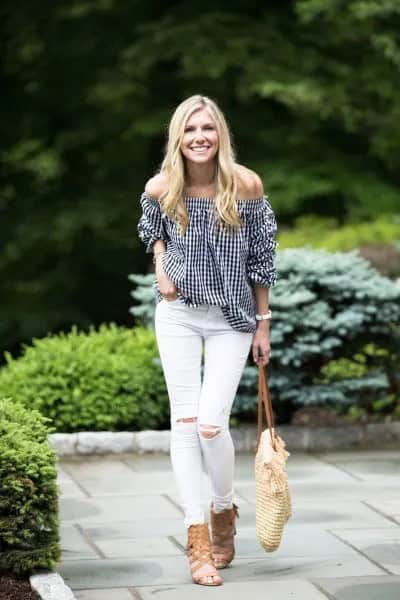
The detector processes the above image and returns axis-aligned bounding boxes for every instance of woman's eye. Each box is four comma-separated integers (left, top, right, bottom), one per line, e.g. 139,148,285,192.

184,125,214,132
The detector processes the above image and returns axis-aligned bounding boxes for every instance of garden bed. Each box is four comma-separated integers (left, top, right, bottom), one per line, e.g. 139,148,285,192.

0,575,40,600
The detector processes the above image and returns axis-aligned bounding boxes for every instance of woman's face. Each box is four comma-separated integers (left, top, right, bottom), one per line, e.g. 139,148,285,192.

180,108,219,164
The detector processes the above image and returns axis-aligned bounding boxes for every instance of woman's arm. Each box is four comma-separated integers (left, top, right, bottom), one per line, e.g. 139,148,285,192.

254,284,270,316
152,239,166,257
243,171,277,366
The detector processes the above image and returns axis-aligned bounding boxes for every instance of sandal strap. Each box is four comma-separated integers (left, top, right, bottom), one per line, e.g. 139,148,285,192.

187,523,218,577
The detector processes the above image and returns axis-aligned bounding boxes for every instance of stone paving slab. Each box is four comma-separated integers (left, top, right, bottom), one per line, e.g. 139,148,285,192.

81,519,385,553
169,490,392,529
123,453,172,471
77,524,357,562
59,556,186,589
57,466,87,499
95,536,181,559
62,461,181,497
174,526,358,559
61,524,100,561
60,494,181,524
330,527,400,574
287,461,361,482
312,452,400,481
57,465,77,482
311,575,400,599
286,499,393,528
363,499,400,524
277,481,400,500
72,577,400,599
221,555,384,580
58,552,384,590
137,579,328,599
58,479,88,499
312,450,400,461
236,476,400,501
74,589,135,600
81,518,186,540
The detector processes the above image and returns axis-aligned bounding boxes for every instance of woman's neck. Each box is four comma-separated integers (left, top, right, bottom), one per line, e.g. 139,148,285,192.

184,160,216,194
184,183,216,197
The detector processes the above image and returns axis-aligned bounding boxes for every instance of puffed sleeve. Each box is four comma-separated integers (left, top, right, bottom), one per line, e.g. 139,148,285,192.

137,192,169,253
246,196,278,287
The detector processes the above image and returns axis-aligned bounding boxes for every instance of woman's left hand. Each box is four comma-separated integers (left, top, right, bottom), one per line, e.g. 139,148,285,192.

252,323,271,366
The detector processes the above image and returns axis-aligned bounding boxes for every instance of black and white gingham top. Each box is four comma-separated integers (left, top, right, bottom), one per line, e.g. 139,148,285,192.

137,192,278,333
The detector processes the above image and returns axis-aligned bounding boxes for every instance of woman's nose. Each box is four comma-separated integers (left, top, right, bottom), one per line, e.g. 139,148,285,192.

194,128,206,140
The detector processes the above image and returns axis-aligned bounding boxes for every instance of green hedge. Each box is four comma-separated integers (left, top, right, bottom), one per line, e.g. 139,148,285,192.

0,324,169,433
0,397,60,576
279,214,400,252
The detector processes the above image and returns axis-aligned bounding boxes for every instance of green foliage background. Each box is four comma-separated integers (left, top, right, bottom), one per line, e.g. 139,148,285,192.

1,0,399,354
0,249,397,435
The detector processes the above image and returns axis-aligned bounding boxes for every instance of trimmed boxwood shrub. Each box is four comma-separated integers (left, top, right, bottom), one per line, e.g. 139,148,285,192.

0,397,60,576
0,324,169,433
130,247,400,422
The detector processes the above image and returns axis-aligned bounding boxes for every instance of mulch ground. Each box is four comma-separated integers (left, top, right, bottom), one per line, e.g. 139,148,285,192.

0,575,40,600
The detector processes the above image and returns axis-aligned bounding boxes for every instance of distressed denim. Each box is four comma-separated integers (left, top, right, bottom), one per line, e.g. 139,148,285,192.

155,298,253,528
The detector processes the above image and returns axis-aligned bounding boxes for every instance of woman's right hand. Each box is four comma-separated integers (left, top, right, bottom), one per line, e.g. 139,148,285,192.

155,257,179,301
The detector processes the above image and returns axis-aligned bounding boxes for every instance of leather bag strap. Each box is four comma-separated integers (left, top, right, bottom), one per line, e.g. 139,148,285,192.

257,364,277,452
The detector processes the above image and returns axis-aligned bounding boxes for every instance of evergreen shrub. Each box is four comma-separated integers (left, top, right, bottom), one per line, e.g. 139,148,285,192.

0,397,60,576
0,324,169,433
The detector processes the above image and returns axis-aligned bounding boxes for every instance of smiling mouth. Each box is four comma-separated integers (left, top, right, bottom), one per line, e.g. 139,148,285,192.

190,146,211,152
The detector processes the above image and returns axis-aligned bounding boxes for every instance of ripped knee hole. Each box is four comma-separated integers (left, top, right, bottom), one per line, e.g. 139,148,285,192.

176,418,221,438
199,424,221,439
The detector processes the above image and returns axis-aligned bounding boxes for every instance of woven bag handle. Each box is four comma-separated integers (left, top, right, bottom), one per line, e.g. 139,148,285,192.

256,364,277,452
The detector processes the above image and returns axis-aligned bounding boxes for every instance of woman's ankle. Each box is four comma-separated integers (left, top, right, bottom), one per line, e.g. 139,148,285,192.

212,499,234,513
186,520,206,528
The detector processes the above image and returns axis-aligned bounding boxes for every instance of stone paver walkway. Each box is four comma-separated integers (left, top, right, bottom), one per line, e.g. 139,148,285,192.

57,449,400,599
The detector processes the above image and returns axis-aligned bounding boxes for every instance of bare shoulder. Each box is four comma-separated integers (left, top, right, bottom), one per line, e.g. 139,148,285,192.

234,164,264,199
144,172,169,199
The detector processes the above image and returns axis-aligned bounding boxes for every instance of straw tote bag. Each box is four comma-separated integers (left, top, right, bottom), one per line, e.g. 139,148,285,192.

255,363,292,552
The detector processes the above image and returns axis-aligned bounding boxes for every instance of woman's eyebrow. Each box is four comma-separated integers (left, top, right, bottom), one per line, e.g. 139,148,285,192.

186,122,215,127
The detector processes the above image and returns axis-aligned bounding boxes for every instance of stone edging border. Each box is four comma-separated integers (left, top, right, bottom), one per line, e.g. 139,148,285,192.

30,572,76,600
49,422,400,455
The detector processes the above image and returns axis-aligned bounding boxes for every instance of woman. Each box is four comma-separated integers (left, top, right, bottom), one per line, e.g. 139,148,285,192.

137,94,278,586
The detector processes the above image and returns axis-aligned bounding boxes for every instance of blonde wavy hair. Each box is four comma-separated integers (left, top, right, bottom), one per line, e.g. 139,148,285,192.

157,94,242,235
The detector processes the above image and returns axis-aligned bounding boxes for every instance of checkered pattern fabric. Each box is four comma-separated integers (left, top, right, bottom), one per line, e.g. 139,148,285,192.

137,192,278,333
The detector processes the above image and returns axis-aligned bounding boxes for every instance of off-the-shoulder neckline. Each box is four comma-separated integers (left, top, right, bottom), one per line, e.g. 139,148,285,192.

141,192,268,203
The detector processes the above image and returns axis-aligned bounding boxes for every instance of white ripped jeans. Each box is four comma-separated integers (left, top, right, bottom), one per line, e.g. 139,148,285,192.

154,298,253,528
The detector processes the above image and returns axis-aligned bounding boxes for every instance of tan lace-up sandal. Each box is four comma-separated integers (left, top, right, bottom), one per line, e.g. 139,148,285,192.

186,523,223,586
210,502,240,568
